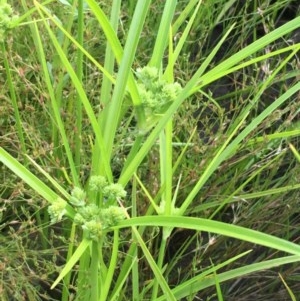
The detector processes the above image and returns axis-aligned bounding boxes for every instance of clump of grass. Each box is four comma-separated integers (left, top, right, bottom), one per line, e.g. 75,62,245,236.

1,0,300,300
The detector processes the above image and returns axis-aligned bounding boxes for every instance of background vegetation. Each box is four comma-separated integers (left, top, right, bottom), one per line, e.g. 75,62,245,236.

1,0,300,300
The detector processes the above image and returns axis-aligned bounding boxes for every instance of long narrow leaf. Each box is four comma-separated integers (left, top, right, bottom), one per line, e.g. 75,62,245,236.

0,147,75,216
114,216,300,256
51,238,91,289
34,0,112,181
102,0,151,159
157,255,300,300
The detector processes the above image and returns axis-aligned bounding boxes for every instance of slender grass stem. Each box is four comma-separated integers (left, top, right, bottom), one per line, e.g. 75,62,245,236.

75,0,84,174
1,42,27,159
90,242,99,301
101,230,119,301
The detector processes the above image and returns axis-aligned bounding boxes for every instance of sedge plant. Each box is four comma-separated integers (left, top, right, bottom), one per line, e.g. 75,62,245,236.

1,0,300,300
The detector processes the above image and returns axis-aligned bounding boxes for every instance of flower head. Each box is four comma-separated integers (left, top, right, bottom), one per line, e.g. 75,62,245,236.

102,206,126,227
0,3,17,42
48,198,67,224
136,66,182,115
82,220,102,241
70,187,86,207
89,175,108,192
103,183,127,200
77,204,101,222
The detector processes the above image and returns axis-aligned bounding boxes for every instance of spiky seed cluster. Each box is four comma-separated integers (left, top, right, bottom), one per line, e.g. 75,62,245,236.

48,198,67,224
89,175,108,192
0,3,18,42
47,176,127,241
74,204,101,225
82,220,103,242
74,204,126,241
101,206,127,227
136,66,182,115
89,176,127,202
69,187,86,207
103,183,127,200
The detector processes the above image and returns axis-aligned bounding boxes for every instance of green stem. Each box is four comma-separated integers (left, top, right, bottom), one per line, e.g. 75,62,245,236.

91,0,121,184
90,241,100,301
150,236,168,301
131,177,139,300
76,243,91,301
103,0,151,161
1,42,27,159
101,230,120,301
61,223,77,301
152,119,173,300
75,0,84,174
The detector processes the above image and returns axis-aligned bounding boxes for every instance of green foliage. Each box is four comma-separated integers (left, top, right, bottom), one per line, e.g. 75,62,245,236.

1,0,300,300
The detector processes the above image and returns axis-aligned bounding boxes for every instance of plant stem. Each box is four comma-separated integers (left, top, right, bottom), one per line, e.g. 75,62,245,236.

75,0,84,175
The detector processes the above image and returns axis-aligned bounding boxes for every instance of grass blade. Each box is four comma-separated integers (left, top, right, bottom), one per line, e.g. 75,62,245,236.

115,216,300,256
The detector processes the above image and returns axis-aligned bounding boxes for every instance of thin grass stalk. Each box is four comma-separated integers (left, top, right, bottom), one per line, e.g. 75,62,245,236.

98,238,108,287
33,22,79,185
279,273,297,301
53,1,78,159
150,236,168,301
131,176,139,300
172,0,200,34
33,0,78,162
157,255,300,300
90,242,99,301
179,47,300,215
149,0,177,67
0,148,75,216
239,182,300,200
211,261,223,301
164,120,173,216
118,24,235,187
99,0,120,108
101,229,119,301
76,246,91,300
61,223,77,301
116,215,300,255
34,0,112,182
129,225,176,300
75,0,84,174
21,0,79,184
151,119,173,299
198,17,300,87
102,0,151,160
91,0,121,181
209,151,286,219
21,0,58,155
1,42,27,160
165,0,202,77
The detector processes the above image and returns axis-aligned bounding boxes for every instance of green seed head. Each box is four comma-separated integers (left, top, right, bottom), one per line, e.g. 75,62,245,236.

103,183,127,200
89,175,108,192
70,187,86,207
48,198,67,224
82,220,103,241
